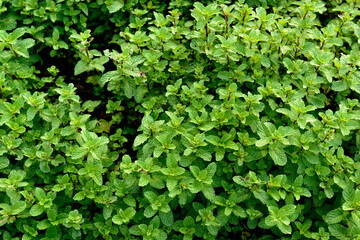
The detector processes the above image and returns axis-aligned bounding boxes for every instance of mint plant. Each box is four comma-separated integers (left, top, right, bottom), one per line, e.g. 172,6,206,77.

1,0,360,239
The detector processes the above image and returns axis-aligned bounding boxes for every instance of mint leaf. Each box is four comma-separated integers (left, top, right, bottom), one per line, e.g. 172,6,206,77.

269,148,287,166
159,211,173,227
71,147,88,159
30,204,45,216
74,60,89,76
0,157,9,169
108,1,124,13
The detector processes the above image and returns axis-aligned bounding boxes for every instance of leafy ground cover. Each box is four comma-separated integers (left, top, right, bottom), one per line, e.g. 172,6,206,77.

1,0,360,239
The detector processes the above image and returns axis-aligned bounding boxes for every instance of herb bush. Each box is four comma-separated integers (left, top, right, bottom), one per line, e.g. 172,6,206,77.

1,0,360,239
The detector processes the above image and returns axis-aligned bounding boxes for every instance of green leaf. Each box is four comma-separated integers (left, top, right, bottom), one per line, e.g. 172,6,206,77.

92,173,103,186
215,147,225,161
304,152,319,164
10,201,26,215
150,176,165,189
108,1,124,13
324,186,334,199
103,207,113,220
202,186,215,202
112,207,136,225
35,188,46,201
233,206,247,218
129,225,142,236
123,78,136,98
144,206,157,218
261,55,270,68
74,60,89,76
71,147,88,159
144,191,157,202
159,211,173,226
8,28,26,42
328,224,350,240
78,3,88,16
255,138,270,147
135,86,148,103
325,208,343,224
134,134,149,147
73,192,85,201
253,189,269,204
30,204,45,216
14,38,35,58
331,80,348,92
278,222,292,234
27,106,37,121
197,149,212,161
206,162,216,178
139,174,150,187
206,135,220,146
0,157,9,169
60,126,76,136
343,186,354,202
37,219,51,230
166,178,177,190
99,71,120,87
112,215,123,225
123,195,137,207
207,225,220,236
82,100,101,112
269,148,287,166
46,226,62,240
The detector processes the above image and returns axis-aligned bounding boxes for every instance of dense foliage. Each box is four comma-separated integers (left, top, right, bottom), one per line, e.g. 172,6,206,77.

1,0,360,239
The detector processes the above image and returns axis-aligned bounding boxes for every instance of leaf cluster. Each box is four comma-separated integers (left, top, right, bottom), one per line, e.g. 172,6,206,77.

1,0,360,239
